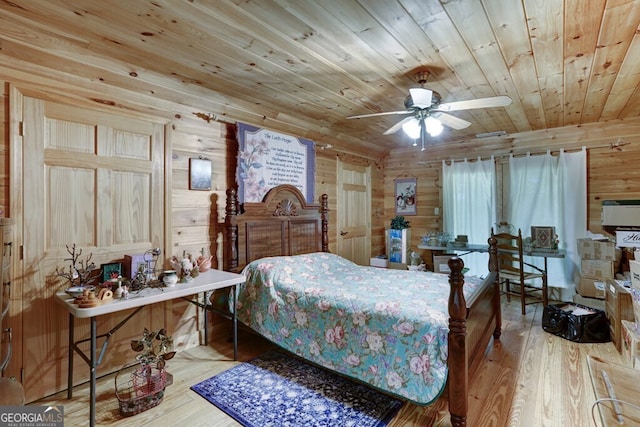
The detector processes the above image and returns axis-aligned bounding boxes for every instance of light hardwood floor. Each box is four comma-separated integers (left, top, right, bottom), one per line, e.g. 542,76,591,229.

34,296,624,426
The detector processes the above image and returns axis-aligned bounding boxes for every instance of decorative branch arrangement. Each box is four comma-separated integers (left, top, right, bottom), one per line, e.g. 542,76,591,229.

55,243,98,287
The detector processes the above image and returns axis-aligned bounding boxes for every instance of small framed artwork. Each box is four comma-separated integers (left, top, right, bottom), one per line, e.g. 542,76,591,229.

395,178,417,216
101,262,122,282
531,226,556,250
189,157,212,191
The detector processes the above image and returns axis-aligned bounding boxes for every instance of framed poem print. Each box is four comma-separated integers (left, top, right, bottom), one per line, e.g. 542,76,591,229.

395,178,417,216
101,262,122,282
531,226,556,250
236,123,315,203
189,157,212,191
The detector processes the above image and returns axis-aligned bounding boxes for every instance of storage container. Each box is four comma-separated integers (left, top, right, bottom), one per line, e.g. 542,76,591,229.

605,280,635,352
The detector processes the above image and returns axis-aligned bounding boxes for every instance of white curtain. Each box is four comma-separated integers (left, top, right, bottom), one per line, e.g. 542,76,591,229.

442,157,496,277
507,148,586,300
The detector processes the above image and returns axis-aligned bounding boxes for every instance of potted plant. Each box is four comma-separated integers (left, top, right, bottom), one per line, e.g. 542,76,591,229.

390,215,411,229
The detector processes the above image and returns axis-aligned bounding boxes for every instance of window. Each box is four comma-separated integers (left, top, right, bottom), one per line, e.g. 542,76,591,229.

443,149,586,301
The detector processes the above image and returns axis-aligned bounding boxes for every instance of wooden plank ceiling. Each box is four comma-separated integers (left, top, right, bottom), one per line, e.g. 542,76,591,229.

0,0,639,158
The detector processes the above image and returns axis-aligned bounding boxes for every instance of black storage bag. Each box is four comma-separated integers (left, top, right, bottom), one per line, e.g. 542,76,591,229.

541,302,610,343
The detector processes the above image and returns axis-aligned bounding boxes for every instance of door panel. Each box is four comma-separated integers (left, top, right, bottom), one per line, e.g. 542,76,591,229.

22,96,165,402
337,160,371,265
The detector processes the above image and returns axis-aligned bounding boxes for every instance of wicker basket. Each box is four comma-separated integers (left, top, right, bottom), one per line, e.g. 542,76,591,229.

115,362,167,416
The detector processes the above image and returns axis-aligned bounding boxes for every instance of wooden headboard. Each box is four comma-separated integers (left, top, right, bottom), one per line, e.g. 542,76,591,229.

223,184,329,273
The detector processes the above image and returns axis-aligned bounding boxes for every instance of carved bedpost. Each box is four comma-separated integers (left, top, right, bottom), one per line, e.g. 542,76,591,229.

488,234,502,340
224,188,239,273
320,193,329,252
448,256,468,427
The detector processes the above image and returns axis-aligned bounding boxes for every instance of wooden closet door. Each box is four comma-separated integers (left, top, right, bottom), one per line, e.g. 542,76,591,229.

21,96,165,402
336,160,371,265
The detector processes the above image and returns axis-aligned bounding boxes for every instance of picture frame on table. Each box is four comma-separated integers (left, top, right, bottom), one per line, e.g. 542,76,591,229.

101,262,122,282
189,157,212,191
531,226,556,250
395,178,417,216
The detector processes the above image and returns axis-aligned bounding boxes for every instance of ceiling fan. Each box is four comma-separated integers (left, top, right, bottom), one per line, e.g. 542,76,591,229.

347,70,512,150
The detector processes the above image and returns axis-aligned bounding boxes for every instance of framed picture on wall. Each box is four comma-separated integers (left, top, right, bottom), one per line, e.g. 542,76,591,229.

189,157,212,191
395,178,417,216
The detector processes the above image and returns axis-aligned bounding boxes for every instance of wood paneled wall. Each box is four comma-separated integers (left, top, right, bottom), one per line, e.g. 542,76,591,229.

0,83,8,216
0,73,384,401
384,118,640,267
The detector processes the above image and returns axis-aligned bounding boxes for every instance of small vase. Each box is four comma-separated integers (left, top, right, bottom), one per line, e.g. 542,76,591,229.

162,270,178,287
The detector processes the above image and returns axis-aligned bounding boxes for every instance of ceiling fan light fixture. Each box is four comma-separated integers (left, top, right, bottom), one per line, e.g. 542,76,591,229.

402,119,421,139
425,116,443,137
414,70,431,86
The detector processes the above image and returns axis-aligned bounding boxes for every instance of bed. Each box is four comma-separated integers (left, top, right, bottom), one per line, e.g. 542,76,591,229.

223,184,501,427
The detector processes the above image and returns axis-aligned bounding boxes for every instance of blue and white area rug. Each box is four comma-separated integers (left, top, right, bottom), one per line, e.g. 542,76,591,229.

190,351,403,427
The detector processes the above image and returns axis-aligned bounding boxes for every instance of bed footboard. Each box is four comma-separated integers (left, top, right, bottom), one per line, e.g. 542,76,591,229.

447,235,500,427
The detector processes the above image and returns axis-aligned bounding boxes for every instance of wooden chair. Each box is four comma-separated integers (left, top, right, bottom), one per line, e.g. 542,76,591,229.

492,228,548,315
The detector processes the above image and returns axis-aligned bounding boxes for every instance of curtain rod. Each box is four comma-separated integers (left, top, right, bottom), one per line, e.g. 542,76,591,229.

416,139,629,166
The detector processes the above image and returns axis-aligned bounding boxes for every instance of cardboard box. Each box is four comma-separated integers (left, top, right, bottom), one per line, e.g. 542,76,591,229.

577,238,616,261
576,275,606,299
370,257,388,268
606,280,636,352
621,320,640,368
433,254,456,274
580,259,614,279
616,229,640,248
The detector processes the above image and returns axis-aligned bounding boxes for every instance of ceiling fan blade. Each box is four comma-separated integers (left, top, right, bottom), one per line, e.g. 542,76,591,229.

383,116,416,135
432,112,472,130
435,95,512,112
347,110,411,119
409,88,433,108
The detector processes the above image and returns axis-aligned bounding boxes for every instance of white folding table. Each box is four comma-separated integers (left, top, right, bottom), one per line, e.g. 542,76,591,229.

54,268,245,427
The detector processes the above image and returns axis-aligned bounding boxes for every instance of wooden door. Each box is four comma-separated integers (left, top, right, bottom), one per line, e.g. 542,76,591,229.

336,160,371,265
20,96,165,401
0,219,12,373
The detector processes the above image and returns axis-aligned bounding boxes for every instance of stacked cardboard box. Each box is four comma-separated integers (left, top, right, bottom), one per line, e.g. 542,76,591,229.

575,239,616,300
606,279,636,352
621,320,640,369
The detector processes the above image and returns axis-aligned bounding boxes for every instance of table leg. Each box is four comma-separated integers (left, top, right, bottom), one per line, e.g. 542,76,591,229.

203,291,211,346
90,316,97,427
232,285,237,361
67,313,74,399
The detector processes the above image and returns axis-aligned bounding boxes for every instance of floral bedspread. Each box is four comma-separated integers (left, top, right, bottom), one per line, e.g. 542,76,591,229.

234,252,485,405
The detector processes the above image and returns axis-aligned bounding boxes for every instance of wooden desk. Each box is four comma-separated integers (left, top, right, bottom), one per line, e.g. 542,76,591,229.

55,268,245,427
587,355,640,425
